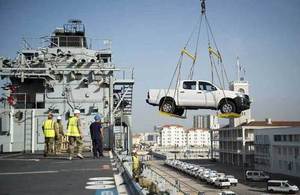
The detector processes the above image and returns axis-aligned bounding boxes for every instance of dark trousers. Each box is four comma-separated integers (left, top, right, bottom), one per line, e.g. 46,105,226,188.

92,139,103,157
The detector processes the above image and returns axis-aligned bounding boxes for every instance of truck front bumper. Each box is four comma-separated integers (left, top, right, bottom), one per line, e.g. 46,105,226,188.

234,95,251,111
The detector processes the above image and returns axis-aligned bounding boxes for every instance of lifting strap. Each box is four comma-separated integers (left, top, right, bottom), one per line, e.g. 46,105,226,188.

217,112,241,119
181,48,196,62
159,111,187,119
208,46,221,60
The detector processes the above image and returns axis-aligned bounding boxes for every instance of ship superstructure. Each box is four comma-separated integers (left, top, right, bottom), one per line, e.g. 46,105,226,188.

0,19,134,153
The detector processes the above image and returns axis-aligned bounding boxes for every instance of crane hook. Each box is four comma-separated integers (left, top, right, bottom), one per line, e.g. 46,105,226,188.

201,0,206,14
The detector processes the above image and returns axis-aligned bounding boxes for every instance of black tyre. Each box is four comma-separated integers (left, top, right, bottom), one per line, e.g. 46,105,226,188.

220,100,236,113
174,107,184,116
160,100,176,114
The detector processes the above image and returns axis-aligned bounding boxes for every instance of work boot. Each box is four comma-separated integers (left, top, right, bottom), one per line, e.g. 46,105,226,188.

77,153,84,159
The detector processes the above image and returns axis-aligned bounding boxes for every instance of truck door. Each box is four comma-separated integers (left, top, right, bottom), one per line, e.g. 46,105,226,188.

178,81,206,106
200,81,217,107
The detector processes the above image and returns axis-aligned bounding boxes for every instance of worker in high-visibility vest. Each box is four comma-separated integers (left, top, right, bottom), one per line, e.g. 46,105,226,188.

132,149,141,182
55,116,64,155
67,109,84,160
42,112,59,157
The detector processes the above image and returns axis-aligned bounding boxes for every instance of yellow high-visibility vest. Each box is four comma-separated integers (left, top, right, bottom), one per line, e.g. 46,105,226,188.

132,156,140,170
67,117,80,137
43,119,55,138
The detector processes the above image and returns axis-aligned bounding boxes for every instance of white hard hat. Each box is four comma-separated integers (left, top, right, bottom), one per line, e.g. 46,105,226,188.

57,116,62,120
74,109,80,114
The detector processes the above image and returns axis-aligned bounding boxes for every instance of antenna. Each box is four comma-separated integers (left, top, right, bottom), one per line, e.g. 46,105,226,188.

236,56,240,81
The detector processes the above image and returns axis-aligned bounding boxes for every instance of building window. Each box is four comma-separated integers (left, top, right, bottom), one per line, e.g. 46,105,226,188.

295,147,299,159
274,135,281,142
279,160,282,169
283,135,287,141
288,161,293,171
288,135,293,142
296,162,300,172
283,147,287,156
284,161,288,170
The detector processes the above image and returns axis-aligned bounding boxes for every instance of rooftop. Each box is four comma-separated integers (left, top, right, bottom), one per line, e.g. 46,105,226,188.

243,120,300,127
161,124,184,128
185,128,209,132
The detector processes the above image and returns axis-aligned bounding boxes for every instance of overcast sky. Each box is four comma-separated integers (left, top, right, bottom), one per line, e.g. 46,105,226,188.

0,0,300,132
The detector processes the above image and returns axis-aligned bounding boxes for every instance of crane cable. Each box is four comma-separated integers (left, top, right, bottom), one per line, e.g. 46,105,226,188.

160,0,231,116
201,0,231,110
159,12,203,117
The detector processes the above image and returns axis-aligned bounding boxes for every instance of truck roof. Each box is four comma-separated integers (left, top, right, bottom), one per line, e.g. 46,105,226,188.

181,79,212,83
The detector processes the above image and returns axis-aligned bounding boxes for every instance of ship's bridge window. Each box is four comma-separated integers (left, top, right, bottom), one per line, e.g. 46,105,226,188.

23,52,39,61
50,36,87,48
96,53,111,63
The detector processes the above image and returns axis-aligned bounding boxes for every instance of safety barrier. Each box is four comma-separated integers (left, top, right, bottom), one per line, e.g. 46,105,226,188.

115,151,198,195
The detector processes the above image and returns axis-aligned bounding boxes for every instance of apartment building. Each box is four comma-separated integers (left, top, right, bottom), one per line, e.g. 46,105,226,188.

214,119,300,168
255,126,300,177
186,128,211,147
160,125,186,147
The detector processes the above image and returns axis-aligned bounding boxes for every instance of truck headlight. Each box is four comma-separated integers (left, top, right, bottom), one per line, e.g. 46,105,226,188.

235,93,244,98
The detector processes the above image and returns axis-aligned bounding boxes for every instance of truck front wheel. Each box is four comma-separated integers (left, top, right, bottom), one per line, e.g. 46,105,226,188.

220,100,236,113
160,100,176,114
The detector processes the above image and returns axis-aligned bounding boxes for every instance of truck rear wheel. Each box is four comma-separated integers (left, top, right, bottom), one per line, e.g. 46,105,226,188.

220,100,236,113
160,100,176,114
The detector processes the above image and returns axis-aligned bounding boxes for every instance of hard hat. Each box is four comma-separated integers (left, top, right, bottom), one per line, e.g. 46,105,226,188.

74,109,80,114
57,116,62,120
94,114,101,121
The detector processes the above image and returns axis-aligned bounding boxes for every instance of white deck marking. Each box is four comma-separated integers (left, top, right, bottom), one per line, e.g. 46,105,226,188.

86,181,115,185
89,177,114,181
0,170,58,175
85,184,115,190
0,158,40,162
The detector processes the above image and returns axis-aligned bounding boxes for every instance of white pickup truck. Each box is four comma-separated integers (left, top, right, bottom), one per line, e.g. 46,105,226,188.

146,80,250,116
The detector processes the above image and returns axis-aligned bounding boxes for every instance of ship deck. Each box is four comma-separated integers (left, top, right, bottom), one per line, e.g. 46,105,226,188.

0,152,119,195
